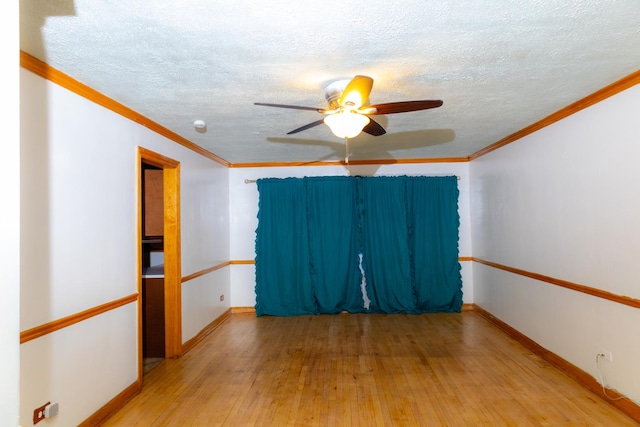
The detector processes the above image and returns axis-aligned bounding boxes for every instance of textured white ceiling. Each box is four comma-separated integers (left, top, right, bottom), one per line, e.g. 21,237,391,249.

20,0,640,164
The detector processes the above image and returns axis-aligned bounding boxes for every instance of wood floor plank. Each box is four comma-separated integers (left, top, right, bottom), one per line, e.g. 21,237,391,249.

101,312,638,426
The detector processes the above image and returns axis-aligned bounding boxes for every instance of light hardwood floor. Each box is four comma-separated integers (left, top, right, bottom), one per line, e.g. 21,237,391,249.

102,312,637,426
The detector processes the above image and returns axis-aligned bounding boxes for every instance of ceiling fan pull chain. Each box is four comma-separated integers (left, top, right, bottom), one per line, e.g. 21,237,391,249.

345,137,350,164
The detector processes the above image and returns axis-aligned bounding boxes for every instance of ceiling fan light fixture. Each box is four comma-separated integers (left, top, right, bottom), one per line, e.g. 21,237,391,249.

324,112,370,139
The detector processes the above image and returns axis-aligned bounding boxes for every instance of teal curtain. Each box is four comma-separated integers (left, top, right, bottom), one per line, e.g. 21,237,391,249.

357,177,417,313
305,177,365,313
406,176,462,312
254,175,462,316
255,178,316,316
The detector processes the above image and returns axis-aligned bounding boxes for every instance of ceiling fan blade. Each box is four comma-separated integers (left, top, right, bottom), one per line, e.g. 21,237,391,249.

339,75,374,109
362,118,386,136
367,100,443,115
286,119,326,135
255,102,326,113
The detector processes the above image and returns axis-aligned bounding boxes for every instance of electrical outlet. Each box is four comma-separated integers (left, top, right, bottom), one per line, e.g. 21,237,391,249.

601,350,613,362
220,294,224,301
33,402,50,425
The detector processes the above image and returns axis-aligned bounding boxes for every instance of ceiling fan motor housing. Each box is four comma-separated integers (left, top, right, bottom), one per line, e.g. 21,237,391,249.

323,79,351,110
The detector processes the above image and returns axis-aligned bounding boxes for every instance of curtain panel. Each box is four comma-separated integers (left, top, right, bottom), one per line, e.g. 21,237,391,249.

255,175,462,316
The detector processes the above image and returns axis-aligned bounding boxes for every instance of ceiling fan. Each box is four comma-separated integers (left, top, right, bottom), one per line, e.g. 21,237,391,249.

254,75,443,140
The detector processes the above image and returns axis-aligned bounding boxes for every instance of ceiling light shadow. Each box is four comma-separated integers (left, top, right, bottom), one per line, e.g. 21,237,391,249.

265,137,346,157
353,128,456,151
266,128,455,163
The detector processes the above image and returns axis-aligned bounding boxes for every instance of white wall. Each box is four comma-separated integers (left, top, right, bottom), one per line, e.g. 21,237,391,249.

172,139,230,342
1,2,21,425
182,268,230,341
20,68,229,426
229,162,473,307
470,84,640,404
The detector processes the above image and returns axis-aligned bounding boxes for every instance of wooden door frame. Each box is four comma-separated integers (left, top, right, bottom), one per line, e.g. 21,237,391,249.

137,147,182,379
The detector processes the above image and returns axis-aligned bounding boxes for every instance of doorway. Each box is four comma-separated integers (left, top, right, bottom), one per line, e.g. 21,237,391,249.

141,162,164,372
137,147,182,380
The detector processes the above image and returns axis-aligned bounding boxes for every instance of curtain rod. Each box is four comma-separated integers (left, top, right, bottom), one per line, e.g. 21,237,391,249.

245,176,460,184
